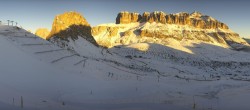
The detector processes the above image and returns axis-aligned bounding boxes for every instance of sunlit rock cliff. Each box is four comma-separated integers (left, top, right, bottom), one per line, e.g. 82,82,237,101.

35,28,50,39
48,11,98,47
92,11,248,49
116,11,141,24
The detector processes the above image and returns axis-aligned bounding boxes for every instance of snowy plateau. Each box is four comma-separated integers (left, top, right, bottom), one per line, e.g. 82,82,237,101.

1,22,250,110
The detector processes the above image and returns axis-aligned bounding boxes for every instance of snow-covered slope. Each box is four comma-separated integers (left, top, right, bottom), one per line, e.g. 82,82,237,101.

1,25,250,110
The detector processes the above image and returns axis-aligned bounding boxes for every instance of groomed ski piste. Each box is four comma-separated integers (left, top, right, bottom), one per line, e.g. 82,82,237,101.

1,25,250,110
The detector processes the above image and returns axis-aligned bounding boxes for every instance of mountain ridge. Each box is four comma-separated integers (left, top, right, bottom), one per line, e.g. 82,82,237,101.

93,11,248,49
33,11,248,52
116,11,229,29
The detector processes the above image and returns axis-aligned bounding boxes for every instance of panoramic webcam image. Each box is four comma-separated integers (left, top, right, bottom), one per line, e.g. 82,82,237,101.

0,0,250,110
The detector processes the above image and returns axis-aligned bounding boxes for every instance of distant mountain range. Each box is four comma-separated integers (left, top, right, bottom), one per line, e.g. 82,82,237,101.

35,11,249,51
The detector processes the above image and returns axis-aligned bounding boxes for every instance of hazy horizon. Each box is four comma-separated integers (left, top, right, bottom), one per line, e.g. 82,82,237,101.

0,0,249,37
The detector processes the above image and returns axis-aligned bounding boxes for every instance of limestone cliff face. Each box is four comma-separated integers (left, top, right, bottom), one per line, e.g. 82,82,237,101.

116,11,228,30
171,12,191,25
116,11,141,24
35,28,50,39
48,11,90,39
141,11,167,24
48,11,97,46
93,11,248,49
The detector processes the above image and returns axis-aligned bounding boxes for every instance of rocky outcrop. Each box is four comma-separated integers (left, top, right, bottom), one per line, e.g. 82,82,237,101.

92,26,119,38
116,11,141,24
35,28,50,39
48,11,97,46
116,11,228,29
190,12,228,29
91,26,120,47
140,29,182,41
141,11,167,24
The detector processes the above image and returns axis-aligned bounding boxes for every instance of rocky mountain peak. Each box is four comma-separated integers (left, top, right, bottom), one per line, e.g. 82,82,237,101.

35,28,50,39
47,11,90,39
48,11,98,47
